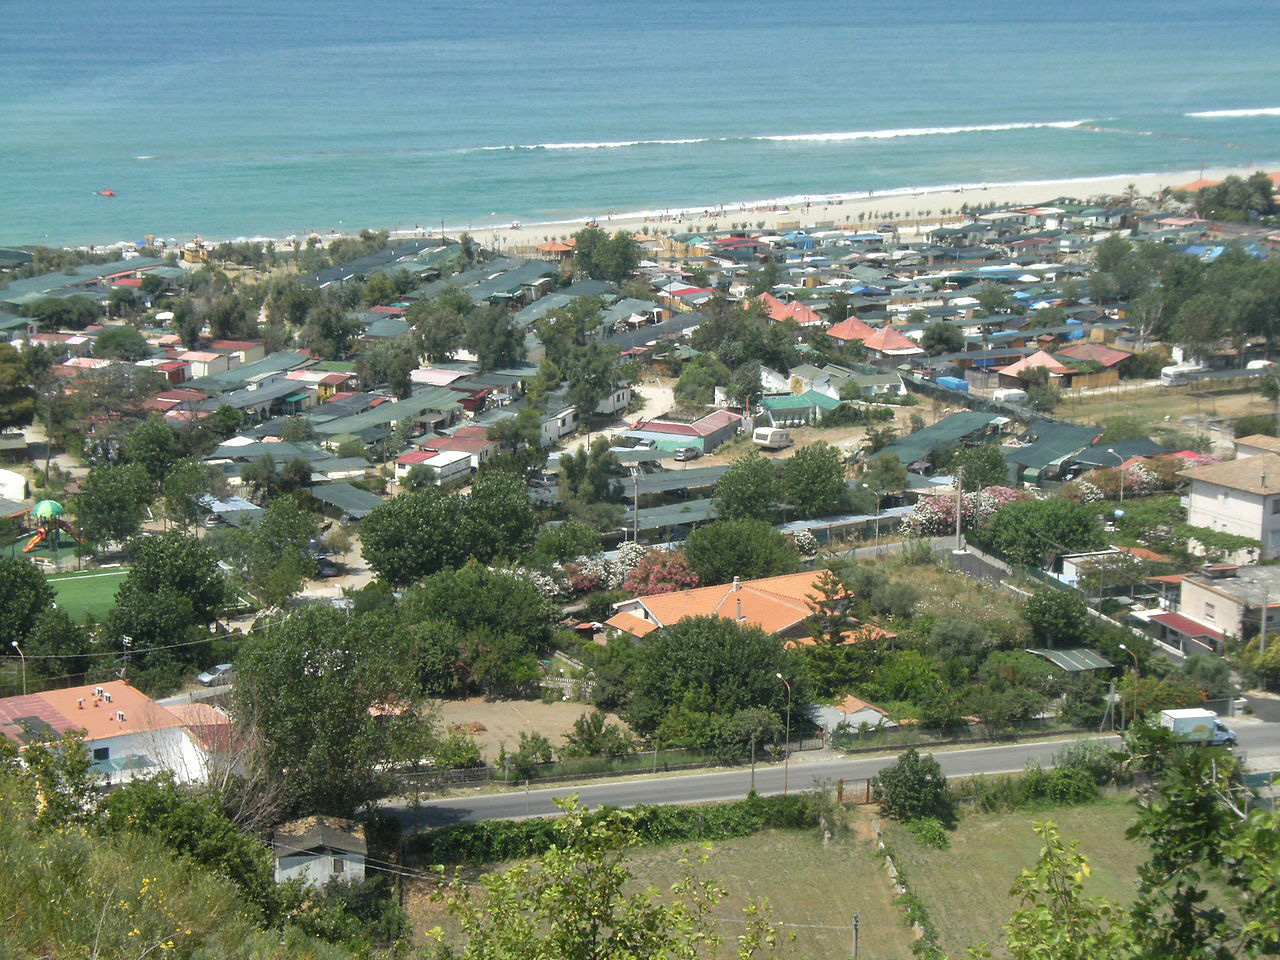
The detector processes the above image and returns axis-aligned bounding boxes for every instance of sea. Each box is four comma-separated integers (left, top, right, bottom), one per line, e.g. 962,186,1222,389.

3,0,1280,248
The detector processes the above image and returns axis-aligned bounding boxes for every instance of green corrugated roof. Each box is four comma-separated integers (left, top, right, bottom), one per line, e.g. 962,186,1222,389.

1026,647,1112,671
309,482,384,518
878,411,1001,466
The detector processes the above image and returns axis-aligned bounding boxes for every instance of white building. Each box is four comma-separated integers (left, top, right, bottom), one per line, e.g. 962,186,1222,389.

273,816,367,888
1179,453,1280,561
0,681,220,786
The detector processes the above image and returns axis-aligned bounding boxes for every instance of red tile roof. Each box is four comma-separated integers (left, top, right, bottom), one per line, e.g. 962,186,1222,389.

1149,611,1224,643
826,316,877,342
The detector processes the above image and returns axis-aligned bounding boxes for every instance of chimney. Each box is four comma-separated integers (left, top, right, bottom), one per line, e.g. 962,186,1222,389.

732,576,741,591
114,710,125,722
77,698,85,710
737,597,744,621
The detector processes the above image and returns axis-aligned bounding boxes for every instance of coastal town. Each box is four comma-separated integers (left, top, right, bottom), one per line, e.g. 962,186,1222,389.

4,169,1280,957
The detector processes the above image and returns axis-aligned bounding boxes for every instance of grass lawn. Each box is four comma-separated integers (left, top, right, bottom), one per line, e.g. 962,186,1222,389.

405,827,916,958
1061,380,1267,431
47,569,130,621
882,796,1144,958
862,554,1026,624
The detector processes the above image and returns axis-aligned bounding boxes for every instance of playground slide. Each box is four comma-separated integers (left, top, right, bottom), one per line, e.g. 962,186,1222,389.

22,528,47,552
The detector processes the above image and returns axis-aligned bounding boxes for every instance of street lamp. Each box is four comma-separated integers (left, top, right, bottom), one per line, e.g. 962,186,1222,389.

1107,448,1125,501
1118,643,1139,729
776,672,792,795
11,641,25,696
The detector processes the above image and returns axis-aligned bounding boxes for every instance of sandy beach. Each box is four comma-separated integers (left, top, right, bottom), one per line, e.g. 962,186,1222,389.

409,164,1277,256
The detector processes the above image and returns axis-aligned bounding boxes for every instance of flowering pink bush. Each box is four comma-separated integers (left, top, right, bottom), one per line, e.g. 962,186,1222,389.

901,485,1031,536
623,548,700,595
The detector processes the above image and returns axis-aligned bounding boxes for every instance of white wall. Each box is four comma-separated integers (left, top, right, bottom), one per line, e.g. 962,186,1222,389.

1186,481,1280,558
92,726,208,786
275,850,366,887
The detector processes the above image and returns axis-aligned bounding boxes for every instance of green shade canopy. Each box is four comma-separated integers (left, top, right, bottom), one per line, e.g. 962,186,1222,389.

32,500,64,519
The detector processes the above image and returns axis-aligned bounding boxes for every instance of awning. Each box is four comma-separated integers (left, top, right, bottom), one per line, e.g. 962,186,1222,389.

1026,647,1113,671
1149,612,1225,643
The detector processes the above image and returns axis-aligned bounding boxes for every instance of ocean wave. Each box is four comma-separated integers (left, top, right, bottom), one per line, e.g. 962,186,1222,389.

481,137,710,151
1187,107,1280,118
478,119,1091,152
759,120,1090,142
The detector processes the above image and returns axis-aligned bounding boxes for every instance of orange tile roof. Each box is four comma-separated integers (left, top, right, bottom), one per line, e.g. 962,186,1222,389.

1172,178,1221,192
862,325,921,353
836,694,887,717
604,610,659,637
0,681,182,745
1112,544,1174,563
826,316,876,342
634,571,821,635
996,349,1074,377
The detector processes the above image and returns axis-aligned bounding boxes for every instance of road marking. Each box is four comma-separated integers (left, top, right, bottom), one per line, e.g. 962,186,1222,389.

48,570,129,581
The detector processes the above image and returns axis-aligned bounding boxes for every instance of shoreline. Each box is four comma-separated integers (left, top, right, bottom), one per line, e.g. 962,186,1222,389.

34,163,1280,256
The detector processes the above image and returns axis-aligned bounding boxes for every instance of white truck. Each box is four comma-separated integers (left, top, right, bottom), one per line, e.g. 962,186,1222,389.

1160,362,1204,385
752,427,794,450
1158,708,1237,747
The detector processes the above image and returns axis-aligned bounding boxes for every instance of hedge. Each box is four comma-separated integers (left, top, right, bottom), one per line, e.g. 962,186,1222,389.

405,792,819,866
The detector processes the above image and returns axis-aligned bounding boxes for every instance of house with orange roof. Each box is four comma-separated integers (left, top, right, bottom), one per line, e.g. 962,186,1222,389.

809,694,896,734
1172,178,1221,193
0,681,218,786
861,325,923,359
605,570,888,645
756,293,826,328
825,315,877,344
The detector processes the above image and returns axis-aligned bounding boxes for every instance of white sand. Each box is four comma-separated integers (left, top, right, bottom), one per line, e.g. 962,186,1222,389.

399,164,1275,255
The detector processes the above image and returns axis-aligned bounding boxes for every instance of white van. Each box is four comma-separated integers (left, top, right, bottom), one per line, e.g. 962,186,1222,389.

992,388,1028,403
753,427,794,450
1161,363,1203,385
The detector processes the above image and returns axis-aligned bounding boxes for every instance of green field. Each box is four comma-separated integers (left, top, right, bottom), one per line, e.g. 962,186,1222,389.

882,796,1144,959
409,827,916,959
46,569,130,621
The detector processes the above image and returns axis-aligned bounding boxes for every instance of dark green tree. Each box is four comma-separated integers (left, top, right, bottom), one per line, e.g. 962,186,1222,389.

236,605,431,815
0,557,55,649
0,342,37,431
464,469,537,560
464,305,525,372
92,325,150,361
361,487,472,586
245,495,320,605
409,288,470,363
921,322,964,356
954,443,1009,491
1024,589,1090,649
778,441,847,519
625,615,802,739
711,450,778,521
123,415,182,487
74,463,151,546
684,519,800,586
983,497,1106,567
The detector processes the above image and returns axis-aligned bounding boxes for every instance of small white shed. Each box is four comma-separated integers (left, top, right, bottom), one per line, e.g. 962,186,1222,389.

273,816,367,888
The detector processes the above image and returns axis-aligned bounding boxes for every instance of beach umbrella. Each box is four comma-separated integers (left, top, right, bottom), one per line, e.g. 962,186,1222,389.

32,500,65,519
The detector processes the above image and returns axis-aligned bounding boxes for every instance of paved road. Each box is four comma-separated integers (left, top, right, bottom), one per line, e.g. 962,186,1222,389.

389,722,1280,828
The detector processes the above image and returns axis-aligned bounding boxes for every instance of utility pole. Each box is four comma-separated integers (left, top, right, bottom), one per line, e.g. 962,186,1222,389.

954,465,964,551
851,913,860,959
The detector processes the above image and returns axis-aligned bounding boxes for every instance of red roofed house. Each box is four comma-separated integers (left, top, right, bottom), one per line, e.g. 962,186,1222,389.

629,408,744,454
0,681,220,786
861,325,924,359
420,434,497,470
757,293,826,328
606,570,891,646
393,448,471,486
994,349,1074,388
825,316,877,344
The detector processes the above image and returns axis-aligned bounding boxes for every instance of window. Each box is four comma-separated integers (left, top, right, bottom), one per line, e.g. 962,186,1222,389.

1204,602,1216,621
93,747,109,761
1272,499,1280,515
332,857,344,873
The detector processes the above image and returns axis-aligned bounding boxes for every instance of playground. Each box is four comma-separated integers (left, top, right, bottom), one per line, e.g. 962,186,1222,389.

47,568,129,621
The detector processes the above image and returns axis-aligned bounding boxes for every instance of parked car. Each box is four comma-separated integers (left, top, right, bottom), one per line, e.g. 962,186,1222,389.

197,664,234,686
674,447,702,461
314,557,343,579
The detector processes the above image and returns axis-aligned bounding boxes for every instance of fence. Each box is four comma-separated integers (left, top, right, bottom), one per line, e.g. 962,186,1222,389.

399,737,827,790
830,716,1091,753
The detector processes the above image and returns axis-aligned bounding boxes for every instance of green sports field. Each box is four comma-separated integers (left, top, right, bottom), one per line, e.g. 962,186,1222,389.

46,569,130,621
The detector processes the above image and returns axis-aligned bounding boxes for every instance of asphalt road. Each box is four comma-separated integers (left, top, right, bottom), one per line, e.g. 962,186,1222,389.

389,722,1280,828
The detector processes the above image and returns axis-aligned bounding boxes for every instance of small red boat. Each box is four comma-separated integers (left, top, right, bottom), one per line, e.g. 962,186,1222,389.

96,189,116,197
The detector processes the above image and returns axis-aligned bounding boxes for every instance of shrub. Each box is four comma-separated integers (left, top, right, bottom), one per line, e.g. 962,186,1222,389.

872,747,953,823
905,817,949,849
1051,739,1119,786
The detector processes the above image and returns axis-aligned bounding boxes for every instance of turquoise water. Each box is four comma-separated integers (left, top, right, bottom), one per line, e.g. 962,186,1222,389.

3,0,1279,246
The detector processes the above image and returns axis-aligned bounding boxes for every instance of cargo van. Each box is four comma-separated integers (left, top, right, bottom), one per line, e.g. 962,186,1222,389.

992,388,1028,403
752,427,794,450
